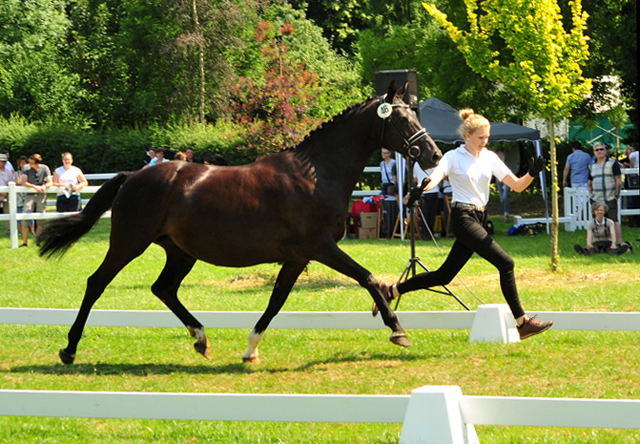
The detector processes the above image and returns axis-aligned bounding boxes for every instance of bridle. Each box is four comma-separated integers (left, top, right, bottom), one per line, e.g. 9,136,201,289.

378,95,428,161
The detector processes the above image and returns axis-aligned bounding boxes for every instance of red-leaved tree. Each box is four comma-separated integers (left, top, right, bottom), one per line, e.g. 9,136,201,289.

232,22,322,157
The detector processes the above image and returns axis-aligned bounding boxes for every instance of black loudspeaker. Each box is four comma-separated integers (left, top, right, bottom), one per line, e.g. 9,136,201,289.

374,70,419,117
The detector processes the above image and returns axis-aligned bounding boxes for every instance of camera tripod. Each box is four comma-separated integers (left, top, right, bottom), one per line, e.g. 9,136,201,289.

394,156,471,311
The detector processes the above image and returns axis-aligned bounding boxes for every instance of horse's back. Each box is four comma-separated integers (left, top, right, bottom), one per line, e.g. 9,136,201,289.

108,156,332,266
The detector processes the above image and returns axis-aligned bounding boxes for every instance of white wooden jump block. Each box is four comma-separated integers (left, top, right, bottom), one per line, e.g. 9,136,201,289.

400,386,480,444
469,304,520,344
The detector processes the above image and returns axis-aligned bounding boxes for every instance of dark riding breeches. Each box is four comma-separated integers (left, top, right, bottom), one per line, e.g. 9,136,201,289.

397,206,525,319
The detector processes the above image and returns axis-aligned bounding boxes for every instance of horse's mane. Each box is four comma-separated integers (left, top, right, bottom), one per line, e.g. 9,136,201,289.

276,96,375,155
263,97,375,181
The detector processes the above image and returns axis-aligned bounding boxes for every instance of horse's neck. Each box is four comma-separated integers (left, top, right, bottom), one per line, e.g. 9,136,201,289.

297,104,380,196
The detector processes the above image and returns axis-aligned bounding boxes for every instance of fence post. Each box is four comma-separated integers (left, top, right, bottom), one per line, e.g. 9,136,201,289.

469,304,520,344
8,181,18,249
399,385,479,444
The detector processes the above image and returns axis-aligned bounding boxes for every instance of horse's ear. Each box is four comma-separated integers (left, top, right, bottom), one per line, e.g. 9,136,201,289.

395,82,408,101
386,79,397,99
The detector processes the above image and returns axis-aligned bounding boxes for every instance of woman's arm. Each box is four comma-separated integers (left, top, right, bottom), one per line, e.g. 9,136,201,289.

501,156,546,193
52,172,64,188
609,221,617,248
74,171,88,191
423,167,445,192
500,171,534,193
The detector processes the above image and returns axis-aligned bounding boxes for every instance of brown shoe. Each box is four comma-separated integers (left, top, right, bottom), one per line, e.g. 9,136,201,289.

372,283,395,317
518,315,553,340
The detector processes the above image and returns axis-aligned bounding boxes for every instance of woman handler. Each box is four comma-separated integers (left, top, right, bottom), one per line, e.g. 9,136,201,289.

374,109,553,340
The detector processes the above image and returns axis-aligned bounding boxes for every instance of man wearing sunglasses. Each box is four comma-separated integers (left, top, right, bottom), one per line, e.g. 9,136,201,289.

589,142,628,250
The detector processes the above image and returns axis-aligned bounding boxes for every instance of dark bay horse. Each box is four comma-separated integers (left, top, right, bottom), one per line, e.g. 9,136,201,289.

38,82,442,364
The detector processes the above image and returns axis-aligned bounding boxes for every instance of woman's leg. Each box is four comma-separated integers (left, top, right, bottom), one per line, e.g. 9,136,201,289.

397,239,473,294
400,208,525,318
396,207,479,295
450,210,524,318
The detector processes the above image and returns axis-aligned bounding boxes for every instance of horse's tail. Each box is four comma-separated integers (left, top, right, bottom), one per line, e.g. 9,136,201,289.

38,172,131,259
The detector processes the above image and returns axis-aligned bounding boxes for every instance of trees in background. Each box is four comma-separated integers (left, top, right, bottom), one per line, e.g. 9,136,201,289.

0,0,86,124
65,0,255,127
424,0,591,270
231,21,322,157
0,0,636,166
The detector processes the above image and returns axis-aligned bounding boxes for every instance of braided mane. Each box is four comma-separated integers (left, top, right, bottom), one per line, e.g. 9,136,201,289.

281,97,375,153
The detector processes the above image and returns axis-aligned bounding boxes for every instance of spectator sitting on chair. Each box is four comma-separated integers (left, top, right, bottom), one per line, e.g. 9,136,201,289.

574,202,630,255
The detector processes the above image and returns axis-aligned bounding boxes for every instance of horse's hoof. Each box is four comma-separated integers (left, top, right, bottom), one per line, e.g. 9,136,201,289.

389,333,411,347
242,355,261,364
59,348,75,364
194,341,211,359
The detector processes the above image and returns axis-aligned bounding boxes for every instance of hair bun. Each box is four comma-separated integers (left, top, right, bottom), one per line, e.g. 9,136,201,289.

459,108,475,121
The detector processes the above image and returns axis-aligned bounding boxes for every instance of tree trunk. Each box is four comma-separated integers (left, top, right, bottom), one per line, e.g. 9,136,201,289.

548,116,559,271
193,0,205,128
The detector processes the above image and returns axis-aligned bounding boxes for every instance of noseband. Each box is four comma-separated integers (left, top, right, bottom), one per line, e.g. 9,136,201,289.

378,95,428,161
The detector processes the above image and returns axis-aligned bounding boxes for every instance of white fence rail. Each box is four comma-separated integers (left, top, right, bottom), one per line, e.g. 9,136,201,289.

0,177,112,248
514,168,640,232
0,387,638,442
2,307,639,443
2,307,640,332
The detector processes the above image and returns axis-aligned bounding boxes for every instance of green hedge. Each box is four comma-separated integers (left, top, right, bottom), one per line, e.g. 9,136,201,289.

0,117,251,174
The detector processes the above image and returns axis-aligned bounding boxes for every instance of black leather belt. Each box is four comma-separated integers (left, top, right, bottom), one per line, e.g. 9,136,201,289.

451,202,485,212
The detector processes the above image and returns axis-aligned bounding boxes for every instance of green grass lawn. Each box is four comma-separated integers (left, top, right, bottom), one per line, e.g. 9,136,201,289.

1,218,639,443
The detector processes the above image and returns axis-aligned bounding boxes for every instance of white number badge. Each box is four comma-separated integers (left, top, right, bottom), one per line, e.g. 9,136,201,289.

377,103,392,119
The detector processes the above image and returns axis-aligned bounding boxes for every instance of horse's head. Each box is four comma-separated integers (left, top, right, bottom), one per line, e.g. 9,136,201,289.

378,81,442,170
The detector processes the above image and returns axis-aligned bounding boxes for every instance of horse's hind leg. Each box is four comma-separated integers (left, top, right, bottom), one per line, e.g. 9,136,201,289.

316,242,410,347
151,242,207,358
61,249,140,364
243,261,307,364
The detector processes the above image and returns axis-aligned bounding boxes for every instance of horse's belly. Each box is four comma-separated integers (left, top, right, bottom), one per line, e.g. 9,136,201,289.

176,232,310,267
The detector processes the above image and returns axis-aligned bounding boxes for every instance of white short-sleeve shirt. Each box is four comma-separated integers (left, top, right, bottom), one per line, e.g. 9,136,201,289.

437,146,511,207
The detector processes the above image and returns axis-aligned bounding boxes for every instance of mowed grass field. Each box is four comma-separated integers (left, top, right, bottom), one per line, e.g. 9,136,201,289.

1,217,639,443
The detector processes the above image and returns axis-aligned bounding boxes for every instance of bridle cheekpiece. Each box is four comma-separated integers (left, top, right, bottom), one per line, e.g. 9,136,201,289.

378,94,428,161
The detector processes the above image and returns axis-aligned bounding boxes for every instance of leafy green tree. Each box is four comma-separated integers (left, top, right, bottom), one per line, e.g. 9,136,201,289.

355,0,528,121
231,21,322,157
0,0,87,124
66,0,256,128
424,0,592,270
287,0,369,54
565,0,637,141
262,2,366,119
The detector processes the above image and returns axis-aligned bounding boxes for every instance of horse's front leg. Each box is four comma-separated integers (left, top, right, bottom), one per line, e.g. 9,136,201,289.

242,261,308,363
316,243,410,347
